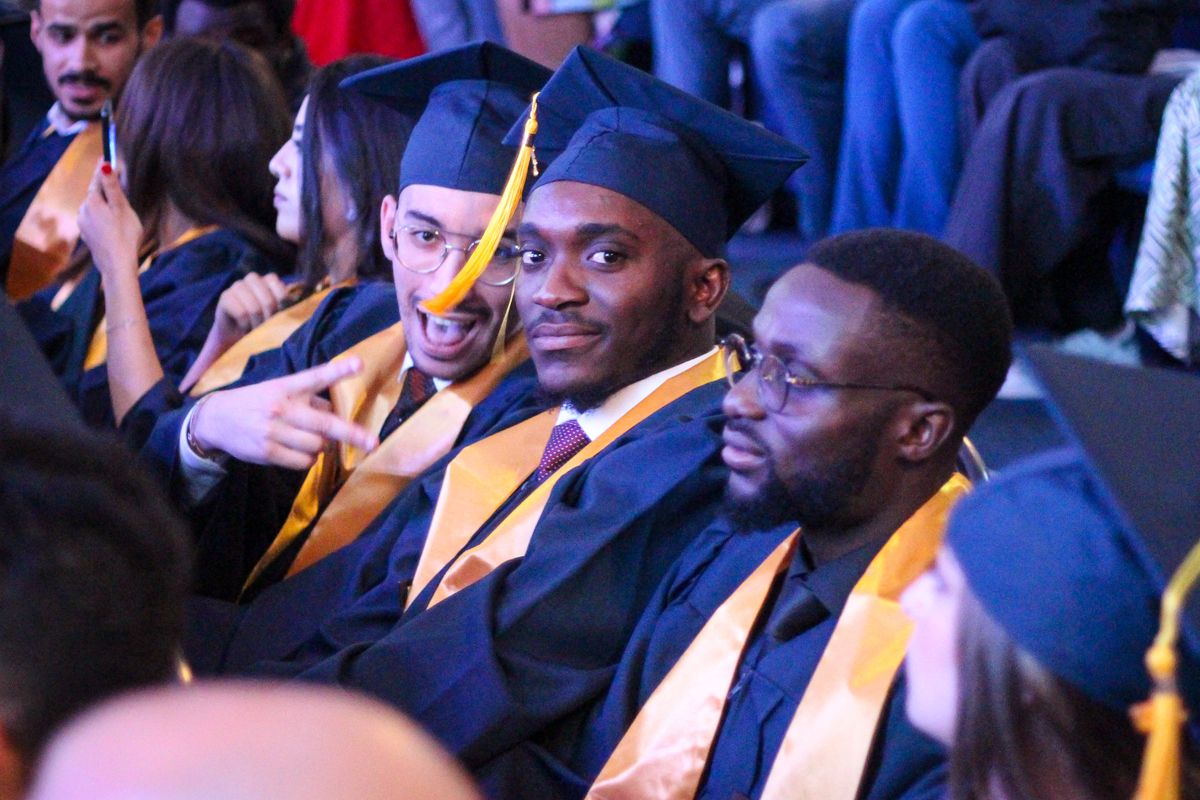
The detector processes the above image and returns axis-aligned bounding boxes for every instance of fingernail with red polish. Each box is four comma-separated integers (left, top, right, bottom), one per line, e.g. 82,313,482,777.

101,163,113,175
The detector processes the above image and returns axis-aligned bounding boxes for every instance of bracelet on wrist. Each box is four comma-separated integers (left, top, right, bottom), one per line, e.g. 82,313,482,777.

186,394,222,463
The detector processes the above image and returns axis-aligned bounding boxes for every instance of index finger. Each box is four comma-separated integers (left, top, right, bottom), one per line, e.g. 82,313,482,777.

276,356,364,396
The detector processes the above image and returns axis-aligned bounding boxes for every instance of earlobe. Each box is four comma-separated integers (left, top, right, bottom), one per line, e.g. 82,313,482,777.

687,258,730,324
896,403,956,463
29,12,42,47
380,196,397,260
141,16,164,49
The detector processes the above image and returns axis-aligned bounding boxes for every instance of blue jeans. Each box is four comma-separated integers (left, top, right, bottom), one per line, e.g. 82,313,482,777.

652,0,860,242
832,0,978,234
750,0,859,241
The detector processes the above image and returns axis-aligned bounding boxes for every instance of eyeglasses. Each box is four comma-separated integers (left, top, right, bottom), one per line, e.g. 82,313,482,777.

389,224,521,286
720,333,935,414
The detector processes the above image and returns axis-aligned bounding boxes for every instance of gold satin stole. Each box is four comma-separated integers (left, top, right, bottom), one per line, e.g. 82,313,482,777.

82,225,219,371
240,330,530,594
188,281,345,396
6,123,102,301
410,350,729,611
586,474,971,800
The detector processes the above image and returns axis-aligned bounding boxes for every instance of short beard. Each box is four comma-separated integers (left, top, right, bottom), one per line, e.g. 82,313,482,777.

723,418,884,533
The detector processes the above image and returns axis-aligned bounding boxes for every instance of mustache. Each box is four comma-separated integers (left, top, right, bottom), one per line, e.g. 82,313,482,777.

524,309,606,334
59,71,112,90
724,416,767,449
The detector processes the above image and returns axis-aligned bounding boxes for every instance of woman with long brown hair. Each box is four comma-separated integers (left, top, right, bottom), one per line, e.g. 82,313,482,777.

176,53,412,396
24,35,293,427
900,351,1200,800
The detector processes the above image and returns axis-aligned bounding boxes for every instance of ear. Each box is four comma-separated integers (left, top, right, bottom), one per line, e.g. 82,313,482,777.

0,723,27,800
893,401,957,464
140,15,164,49
379,195,397,261
29,10,43,50
685,257,729,325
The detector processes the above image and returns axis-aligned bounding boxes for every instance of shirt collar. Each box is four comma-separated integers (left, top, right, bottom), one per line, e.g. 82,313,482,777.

45,103,91,137
400,353,452,392
557,347,717,442
786,535,887,620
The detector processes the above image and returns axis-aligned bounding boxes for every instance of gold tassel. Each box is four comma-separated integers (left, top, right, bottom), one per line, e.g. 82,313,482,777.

421,92,541,317
1132,538,1200,800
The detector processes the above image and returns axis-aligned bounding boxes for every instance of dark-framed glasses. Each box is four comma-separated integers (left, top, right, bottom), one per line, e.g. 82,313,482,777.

390,224,520,286
719,333,935,414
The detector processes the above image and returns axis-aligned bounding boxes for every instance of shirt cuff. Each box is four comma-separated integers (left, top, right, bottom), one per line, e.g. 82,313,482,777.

177,403,228,506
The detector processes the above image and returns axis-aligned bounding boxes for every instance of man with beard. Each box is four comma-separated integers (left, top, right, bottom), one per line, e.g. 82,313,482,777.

185,47,807,794
0,0,161,300
538,229,1014,800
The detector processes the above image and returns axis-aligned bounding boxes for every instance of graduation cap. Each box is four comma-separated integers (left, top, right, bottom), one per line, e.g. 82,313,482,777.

512,46,807,260
341,42,550,198
944,347,1200,798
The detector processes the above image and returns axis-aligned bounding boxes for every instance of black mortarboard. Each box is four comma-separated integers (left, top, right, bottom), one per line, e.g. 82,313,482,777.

342,42,551,195
505,46,808,258
945,348,1200,727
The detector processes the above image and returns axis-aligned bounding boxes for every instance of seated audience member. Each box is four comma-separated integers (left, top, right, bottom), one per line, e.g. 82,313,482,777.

650,0,854,242
832,0,977,235
942,1,1194,331
0,0,162,300
0,418,190,800
160,0,312,110
528,230,1013,800
131,43,549,601
184,47,806,792
29,683,481,800
1124,70,1200,371
97,54,413,409
902,348,1200,800
18,36,293,429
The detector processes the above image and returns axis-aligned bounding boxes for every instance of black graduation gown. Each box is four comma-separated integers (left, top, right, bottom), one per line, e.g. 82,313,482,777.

489,522,945,800
0,120,74,281
187,379,731,780
17,228,288,427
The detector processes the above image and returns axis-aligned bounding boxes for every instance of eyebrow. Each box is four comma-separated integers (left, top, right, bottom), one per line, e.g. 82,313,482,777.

576,222,640,241
88,21,127,35
404,209,444,229
406,209,516,240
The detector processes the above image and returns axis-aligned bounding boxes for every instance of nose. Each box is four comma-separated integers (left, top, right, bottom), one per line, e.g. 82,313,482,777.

722,368,766,422
425,246,469,296
529,258,586,310
65,33,97,72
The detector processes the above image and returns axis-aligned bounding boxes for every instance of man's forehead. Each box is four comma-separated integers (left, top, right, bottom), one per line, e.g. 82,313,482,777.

525,181,671,237
754,265,879,355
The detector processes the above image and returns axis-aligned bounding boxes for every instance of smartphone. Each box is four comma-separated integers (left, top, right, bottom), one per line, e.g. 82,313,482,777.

100,100,117,168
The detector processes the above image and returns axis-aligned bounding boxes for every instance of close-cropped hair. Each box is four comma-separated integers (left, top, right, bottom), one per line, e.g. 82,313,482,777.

805,229,1013,434
116,36,293,264
159,0,294,37
297,55,414,289
33,0,160,29
949,586,1200,800
0,416,190,768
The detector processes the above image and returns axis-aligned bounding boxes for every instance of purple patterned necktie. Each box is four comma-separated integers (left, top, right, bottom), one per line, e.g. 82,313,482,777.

533,419,590,485
378,367,437,441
